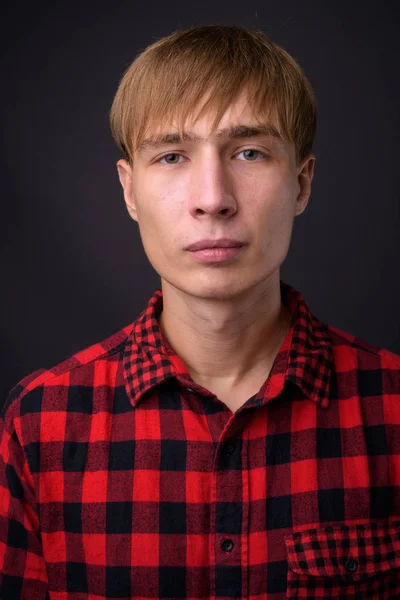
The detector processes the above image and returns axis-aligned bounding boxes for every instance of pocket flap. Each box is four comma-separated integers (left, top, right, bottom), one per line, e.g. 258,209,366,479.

285,522,400,582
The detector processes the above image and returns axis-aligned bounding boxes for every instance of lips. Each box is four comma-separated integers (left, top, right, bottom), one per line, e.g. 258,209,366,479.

186,239,245,251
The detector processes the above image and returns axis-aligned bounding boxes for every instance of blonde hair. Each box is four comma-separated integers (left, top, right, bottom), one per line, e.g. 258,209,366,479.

110,25,317,165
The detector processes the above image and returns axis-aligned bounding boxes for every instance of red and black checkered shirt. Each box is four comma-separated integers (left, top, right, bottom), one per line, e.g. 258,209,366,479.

1,280,400,599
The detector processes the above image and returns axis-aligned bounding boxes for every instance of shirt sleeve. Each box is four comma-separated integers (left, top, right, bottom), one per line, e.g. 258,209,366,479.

0,408,49,599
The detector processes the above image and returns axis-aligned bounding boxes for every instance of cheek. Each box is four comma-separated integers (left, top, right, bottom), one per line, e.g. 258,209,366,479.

142,177,184,219
136,191,184,261
252,181,296,247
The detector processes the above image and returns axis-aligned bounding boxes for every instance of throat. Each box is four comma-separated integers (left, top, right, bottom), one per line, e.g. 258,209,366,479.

189,367,274,413
184,304,292,413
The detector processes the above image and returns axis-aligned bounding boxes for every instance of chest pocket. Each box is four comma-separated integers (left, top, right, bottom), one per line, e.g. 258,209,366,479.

284,522,400,599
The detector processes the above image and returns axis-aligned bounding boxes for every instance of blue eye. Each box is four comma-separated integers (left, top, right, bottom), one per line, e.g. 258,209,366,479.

239,149,263,161
160,153,181,164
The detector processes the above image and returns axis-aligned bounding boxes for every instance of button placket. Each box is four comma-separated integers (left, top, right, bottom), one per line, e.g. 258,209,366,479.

213,426,248,597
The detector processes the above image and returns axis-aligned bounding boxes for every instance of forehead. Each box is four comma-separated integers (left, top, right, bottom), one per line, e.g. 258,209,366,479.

145,91,270,137
135,92,291,157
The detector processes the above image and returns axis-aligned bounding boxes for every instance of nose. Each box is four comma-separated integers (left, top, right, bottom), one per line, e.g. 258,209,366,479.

189,152,237,218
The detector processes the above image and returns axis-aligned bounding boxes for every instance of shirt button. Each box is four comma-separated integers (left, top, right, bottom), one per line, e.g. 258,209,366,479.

225,443,236,456
344,557,358,573
221,538,234,552
186,387,195,393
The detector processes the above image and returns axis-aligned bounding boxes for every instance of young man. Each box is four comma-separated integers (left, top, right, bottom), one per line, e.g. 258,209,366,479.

1,25,400,600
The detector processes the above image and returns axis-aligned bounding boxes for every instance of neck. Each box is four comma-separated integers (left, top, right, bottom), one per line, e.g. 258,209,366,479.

158,275,292,389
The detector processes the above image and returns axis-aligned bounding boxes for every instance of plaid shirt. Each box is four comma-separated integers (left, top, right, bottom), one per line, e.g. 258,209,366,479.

1,280,400,599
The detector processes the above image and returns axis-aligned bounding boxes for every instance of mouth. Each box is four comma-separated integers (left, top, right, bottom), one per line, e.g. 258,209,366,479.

186,238,245,252
187,245,245,263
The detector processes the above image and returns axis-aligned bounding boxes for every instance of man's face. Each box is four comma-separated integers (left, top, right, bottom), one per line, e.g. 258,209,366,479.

117,92,315,300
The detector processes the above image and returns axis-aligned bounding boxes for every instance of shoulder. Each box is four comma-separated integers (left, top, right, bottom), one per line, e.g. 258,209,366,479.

327,323,400,367
325,323,400,402
2,322,134,424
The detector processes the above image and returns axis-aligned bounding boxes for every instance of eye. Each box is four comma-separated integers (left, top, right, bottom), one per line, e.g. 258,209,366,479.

158,153,182,164
236,149,266,161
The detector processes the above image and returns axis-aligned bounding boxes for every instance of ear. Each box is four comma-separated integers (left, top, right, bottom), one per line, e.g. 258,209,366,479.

295,154,315,217
116,159,138,222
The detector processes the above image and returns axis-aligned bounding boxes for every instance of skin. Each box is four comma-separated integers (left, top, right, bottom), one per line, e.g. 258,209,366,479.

117,91,315,411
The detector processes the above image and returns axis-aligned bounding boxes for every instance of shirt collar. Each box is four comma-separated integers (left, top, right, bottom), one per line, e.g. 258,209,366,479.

123,280,333,409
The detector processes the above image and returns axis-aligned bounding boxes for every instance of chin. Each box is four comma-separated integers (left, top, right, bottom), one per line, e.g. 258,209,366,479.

171,275,257,301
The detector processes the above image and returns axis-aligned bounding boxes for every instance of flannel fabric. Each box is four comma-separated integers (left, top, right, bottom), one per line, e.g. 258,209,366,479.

1,279,400,599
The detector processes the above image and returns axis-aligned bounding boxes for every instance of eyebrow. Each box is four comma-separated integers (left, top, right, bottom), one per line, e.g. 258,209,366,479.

136,123,284,154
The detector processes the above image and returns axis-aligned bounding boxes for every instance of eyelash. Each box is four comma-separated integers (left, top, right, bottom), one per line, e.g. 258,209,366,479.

155,148,269,165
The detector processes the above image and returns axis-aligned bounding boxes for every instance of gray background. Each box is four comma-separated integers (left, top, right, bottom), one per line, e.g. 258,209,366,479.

1,1,399,406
